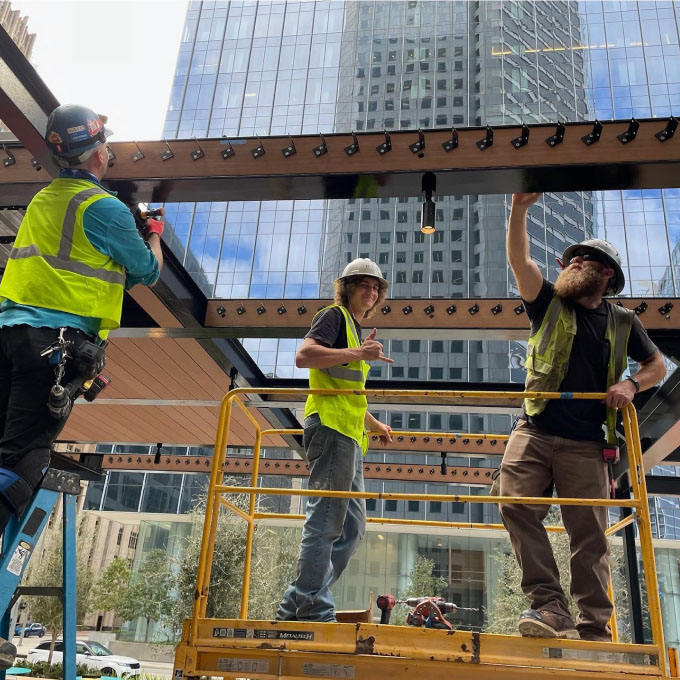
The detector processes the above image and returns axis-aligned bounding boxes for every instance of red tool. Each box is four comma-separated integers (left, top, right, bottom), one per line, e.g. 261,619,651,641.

376,594,395,624
400,597,478,630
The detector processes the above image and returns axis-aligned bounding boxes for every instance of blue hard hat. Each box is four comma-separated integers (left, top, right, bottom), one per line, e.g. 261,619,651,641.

44,104,113,159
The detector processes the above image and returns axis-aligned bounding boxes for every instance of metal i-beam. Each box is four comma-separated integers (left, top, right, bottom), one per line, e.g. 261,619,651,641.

3,119,680,206
69,452,498,485
193,297,680,340
0,24,58,174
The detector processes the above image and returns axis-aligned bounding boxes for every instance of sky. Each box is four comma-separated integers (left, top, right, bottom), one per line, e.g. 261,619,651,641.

11,0,188,141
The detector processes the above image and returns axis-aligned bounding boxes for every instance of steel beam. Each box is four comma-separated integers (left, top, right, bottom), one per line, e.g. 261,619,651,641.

74,453,497,485
3,119,680,206
645,475,680,498
636,369,680,472
0,25,58,175
198,297,680,339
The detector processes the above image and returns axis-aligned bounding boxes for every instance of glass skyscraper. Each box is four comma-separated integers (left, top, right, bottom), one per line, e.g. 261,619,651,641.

155,0,680,463
92,0,680,642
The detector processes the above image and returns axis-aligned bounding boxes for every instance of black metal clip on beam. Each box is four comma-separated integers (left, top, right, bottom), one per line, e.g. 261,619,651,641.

581,120,602,145
546,122,566,147
282,135,296,158
344,132,360,156
656,117,678,142
251,136,265,159
476,126,493,151
409,129,425,154
510,125,530,149
376,130,392,155
617,118,639,145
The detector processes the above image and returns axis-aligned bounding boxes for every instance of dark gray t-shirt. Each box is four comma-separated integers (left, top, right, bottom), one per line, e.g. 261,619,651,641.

305,306,363,349
521,279,658,441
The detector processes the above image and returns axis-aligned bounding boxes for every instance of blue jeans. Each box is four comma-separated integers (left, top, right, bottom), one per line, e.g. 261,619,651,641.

276,414,366,622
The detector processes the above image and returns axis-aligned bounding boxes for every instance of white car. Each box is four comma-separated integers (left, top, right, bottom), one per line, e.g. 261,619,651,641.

28,640,141,677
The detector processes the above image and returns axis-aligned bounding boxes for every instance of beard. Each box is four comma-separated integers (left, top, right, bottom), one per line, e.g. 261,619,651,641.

554,266,604,300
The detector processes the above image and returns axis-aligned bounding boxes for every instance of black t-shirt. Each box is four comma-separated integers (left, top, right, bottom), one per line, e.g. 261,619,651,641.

305,306,363,349
521,279,658,441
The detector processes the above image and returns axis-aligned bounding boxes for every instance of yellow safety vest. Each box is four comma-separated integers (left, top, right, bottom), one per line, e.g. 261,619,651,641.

0,178,125,339
304,304,370,453
524,295,633,444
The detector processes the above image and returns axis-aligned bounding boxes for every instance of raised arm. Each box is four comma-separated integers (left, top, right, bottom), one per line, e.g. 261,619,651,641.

507,193,544,303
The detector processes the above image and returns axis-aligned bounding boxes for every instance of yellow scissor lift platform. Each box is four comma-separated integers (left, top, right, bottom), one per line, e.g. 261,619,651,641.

173,388,678,680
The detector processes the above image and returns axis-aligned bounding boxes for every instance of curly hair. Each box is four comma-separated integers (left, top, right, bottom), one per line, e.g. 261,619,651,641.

333,276,387,320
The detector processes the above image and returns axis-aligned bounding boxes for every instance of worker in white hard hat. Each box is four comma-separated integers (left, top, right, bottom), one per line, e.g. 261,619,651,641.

500,193,666,643
277,258,393,622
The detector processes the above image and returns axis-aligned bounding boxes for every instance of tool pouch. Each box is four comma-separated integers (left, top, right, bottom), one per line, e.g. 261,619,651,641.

74,340,107,381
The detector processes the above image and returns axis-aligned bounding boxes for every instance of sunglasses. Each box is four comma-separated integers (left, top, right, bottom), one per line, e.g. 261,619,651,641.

569,253,607,266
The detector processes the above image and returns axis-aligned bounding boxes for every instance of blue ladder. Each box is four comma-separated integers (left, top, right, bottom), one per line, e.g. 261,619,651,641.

0,469,80,680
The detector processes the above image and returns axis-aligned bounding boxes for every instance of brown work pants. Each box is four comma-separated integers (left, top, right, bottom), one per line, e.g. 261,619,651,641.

499,419,611,637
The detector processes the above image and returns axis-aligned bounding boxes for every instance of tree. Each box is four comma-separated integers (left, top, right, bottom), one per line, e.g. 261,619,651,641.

118,549,174,642
23,512,94,664
89,556,131,616
485,507,642,641
393,554,448,625
166,492,299,638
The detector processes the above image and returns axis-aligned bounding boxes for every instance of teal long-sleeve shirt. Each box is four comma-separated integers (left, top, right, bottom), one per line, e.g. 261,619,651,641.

0,169,160,337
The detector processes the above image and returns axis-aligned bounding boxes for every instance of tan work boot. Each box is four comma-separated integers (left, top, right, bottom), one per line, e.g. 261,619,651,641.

518,609,580,639
579,628,612,642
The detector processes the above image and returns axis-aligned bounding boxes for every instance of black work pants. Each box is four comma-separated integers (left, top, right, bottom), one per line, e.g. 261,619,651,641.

0,325,84,509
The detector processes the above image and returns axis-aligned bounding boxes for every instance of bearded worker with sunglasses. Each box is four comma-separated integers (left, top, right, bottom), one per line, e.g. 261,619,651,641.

501,192,666,643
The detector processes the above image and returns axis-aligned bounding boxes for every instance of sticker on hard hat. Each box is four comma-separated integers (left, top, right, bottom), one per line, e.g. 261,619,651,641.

87,119,102,136
48,131,62,144
66,125,85,134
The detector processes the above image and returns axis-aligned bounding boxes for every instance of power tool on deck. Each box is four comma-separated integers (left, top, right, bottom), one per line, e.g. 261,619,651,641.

400,597,479,630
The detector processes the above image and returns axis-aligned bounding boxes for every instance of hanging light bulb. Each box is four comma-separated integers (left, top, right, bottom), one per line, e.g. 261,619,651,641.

420,172,436,234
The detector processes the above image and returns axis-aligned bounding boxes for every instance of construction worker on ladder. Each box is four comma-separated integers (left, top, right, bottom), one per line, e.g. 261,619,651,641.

277,258,393,622
0,104,163,667
501,192,666,642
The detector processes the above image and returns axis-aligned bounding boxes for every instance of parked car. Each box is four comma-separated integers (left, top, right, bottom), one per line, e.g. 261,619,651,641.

28,640,141,677
14,622,45,637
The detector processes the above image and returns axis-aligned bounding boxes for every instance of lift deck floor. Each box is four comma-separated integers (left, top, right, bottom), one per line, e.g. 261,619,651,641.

173,619,667,680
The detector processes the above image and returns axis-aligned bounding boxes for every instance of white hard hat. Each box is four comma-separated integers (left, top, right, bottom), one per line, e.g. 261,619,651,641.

336,258,388,288
562,239,625,295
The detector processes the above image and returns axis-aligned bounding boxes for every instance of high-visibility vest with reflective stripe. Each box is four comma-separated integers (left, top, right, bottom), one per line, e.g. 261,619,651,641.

304,304,370,453
0,178,125,339
524,295,633,444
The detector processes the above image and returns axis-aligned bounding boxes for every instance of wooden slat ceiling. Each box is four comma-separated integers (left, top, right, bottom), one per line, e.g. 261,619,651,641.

56,285,288,448
61,336,286,447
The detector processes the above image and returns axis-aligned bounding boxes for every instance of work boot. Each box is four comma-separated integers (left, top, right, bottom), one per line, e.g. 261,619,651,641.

518,609,579,639
0,637,16,669
579,628,612,642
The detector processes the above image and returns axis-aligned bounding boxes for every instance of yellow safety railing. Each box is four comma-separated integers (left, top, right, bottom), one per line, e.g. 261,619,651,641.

191,388,666,675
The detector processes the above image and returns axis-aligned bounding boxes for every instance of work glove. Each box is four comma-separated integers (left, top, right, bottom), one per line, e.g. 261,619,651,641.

145,218,164,239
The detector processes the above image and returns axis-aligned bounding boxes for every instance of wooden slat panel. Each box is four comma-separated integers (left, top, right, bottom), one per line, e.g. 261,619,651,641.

61,404,286,447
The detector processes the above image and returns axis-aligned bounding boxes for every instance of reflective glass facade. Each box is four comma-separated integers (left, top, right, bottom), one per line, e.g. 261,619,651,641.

159,0,680,390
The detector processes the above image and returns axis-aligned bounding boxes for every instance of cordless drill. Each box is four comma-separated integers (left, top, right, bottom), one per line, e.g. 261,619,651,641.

132,204,165,238
400,597,479,630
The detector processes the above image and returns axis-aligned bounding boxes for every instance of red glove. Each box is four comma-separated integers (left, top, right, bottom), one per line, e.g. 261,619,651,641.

145,218,164,238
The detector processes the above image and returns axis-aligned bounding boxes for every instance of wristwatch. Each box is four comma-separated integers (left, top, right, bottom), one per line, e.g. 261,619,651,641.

625,376,640,393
